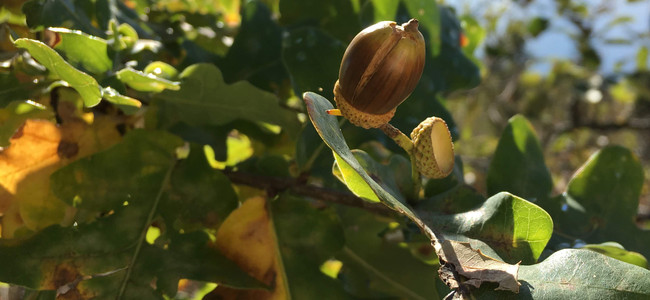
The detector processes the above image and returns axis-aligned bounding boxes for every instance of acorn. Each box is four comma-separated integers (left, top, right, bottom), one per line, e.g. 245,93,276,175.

333,19,426,129
410,117,454,179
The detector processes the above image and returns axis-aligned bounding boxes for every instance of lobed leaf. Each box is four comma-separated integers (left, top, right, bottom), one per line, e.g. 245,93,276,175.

153,64,300,137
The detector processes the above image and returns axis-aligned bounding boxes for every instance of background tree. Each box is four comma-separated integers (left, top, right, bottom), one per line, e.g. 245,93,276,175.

0,0,649,299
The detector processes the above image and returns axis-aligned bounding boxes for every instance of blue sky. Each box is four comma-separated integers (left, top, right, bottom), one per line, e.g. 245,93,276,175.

451,0,650,75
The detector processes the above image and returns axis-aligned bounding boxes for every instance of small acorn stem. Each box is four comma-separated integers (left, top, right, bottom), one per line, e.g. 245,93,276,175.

379,123,421,198
379,123,413,152
326,109,343,116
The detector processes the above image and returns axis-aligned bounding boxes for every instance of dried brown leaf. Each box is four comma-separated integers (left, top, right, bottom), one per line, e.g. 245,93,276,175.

438,240,520,292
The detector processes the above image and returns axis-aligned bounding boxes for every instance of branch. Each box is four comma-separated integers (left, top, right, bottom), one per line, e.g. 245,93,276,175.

222,170,394,216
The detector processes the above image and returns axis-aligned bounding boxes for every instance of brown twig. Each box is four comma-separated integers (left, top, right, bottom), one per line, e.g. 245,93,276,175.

222,169,394,216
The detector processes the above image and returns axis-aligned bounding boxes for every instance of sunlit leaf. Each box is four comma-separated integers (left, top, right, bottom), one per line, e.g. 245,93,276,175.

369,0,399,23
332,152,380,202
333,150,406,203
0,119,120,236
421,192,553,264
116,67,180,92
581,242,647,269
49,27,112,74
404,0,440,56
101,87,142,115
14,38,103,107
207,194,349,298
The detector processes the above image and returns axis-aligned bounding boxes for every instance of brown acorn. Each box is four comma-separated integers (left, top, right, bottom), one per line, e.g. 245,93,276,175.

334,19,426,129
410,117,454,179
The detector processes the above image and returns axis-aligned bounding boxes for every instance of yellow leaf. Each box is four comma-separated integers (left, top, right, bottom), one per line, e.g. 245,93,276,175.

208,197,287,299
0,118,121,237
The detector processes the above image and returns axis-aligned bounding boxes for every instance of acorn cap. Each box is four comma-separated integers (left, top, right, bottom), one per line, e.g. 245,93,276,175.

335,19,425,128
334,80,396,129
410,117,454,179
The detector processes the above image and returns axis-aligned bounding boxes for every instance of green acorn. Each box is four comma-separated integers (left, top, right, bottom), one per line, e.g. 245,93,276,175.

410,117,454,179
333,19,425,129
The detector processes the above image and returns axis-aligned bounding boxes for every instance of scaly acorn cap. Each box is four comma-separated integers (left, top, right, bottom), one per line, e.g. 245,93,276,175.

334,19,425,128
410,117,455,179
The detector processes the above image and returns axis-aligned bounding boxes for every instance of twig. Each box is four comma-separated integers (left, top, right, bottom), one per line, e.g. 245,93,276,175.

222,170,394,216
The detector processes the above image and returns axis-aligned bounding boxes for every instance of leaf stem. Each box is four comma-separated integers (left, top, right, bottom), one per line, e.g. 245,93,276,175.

117,159,176,299
378,123,421,198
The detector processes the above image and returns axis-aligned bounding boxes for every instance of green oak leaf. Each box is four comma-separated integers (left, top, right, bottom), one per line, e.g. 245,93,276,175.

0,73,45,107
14,38,102,107
369,0,399,23
153,63,300,137
333,150,407,203
101,87,142,115
159,145,238,231
475,249,650,299
22,0,105,36
303,92,419,220
581,242,647,269
487,115,553,201
335,205,439,299
116,67,180,93
404,0,441,56
279,0,360,42
49,27,113,74
538,146,650,258
421,192,553,264
51,130,183,212
282,27,346,101
217,1,289,94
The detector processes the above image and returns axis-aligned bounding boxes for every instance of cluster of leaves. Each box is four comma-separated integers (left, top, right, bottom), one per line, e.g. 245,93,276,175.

0,0,648,299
